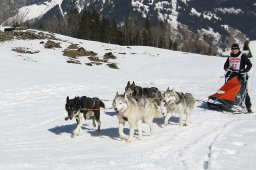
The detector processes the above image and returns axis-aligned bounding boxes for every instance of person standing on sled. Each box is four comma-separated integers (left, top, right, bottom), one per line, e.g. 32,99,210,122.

224,43,253,113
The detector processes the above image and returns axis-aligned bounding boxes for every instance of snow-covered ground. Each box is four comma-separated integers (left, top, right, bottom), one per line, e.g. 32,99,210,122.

0,30,256,170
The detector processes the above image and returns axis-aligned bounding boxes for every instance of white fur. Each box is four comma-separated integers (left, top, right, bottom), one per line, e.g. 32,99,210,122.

73,112,85,136
113,93,162,143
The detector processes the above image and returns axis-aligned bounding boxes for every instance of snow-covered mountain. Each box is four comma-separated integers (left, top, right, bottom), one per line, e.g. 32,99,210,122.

1,0,255,49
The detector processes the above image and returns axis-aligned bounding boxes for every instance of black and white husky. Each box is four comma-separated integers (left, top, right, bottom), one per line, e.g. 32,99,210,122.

65,96,105,136
161,88,195,126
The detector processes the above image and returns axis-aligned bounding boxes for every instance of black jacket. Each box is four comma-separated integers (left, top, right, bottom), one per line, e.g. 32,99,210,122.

224,51,252,73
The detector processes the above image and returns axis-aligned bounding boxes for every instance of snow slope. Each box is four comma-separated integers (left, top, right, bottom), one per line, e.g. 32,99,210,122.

0,30,256,170
5,0,64,24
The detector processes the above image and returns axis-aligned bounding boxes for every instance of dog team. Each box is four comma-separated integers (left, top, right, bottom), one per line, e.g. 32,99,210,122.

65,81,195,142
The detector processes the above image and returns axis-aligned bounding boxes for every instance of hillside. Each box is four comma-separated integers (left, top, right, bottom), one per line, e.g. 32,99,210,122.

1,0,255,53
0,29,256,170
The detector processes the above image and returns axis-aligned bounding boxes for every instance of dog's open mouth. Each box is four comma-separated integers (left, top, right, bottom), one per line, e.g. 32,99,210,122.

65,116,73,121
114,108,125,117
163,99,175,107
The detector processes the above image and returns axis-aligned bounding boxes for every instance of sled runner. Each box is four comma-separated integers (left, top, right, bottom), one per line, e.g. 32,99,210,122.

207,72,247,114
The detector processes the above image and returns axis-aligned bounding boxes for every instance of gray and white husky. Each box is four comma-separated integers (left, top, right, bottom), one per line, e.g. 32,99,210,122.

161,88,195,126
112,92,162,143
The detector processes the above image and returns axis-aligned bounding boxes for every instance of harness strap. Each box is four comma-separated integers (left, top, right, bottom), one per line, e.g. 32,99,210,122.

80,97,96,111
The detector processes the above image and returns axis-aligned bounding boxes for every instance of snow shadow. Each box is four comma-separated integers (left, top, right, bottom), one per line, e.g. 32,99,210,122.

153,117,164,128
154,116,182,127
86,127,129,140
48,123,129,140
48,123,76,135
105,111,116,117
197,102,210,110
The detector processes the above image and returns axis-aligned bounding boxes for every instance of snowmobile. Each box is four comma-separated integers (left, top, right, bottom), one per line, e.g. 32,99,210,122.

207,70,248,114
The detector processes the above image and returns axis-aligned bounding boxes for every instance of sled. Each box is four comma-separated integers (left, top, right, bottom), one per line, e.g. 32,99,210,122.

207,75,247,114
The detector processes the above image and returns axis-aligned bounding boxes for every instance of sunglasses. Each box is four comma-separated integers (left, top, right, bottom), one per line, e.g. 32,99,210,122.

231,48,239,50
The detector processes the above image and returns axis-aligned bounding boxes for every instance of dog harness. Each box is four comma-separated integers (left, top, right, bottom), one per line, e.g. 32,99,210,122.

79,97,96,111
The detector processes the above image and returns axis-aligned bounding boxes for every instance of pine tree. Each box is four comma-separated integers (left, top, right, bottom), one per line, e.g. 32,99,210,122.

100,18,110,43
90,8,101,41
110,19,118,44
78,9,91,40
142,18,152,46
67,9,80,37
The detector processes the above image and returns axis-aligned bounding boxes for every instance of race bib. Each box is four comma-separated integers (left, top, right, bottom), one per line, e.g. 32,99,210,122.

229,55,241,70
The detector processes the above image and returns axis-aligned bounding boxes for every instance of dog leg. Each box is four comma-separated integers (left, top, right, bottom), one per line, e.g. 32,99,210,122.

127,123,135,143
73,114,85,136
96,120,101,132
136,120,142,140
118,121,128,140
164,112,172,126
86,111,94,119
149,123,153,135
184,111,191,126
92,117,96,127
179,112,183,126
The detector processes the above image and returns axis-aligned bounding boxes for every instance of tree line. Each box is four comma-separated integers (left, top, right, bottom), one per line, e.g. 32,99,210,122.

16,8,218,55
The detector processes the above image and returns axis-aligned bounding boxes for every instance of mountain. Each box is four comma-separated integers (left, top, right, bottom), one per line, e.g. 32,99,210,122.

0,0,47,23
1,0,255,52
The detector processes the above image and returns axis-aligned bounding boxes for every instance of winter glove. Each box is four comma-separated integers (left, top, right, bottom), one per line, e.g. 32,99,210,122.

226,68,233,76
226,70,231,76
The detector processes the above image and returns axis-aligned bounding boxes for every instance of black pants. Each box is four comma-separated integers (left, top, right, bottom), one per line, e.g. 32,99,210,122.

245,92,252,110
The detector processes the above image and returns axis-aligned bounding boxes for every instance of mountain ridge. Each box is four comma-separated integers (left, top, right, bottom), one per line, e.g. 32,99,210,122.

1,0,255,52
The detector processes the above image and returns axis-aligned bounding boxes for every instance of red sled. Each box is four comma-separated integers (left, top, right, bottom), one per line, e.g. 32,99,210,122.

207,76,247,113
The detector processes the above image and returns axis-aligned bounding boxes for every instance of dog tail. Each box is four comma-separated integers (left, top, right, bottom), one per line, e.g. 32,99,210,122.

99,100,105,108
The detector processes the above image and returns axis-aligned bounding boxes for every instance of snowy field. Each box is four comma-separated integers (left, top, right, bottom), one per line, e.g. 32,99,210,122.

0,29,256,170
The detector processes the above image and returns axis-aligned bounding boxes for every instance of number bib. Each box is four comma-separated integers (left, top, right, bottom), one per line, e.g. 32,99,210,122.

229,54,242,70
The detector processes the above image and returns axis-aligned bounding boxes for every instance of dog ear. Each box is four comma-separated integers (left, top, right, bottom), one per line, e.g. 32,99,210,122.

75,96,79,103
132,81,135,86
167,87,170,91
115,91,119,97
66,96,69,102
124,93,128,101
127,81,130,86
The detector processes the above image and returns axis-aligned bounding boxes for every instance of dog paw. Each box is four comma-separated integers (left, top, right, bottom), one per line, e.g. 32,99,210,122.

73,131,80,136
121,135,128,140
73,129,83,136
126,138,133,143
164,121,168,126
138,136,142,140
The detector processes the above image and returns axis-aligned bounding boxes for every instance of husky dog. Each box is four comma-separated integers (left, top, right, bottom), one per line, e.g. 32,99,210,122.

125,81,162,106
112,92,162,143
162,88,195,126
65,96,105,136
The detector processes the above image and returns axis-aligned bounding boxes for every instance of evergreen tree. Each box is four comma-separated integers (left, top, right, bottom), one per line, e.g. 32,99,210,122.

67,9,80,37
142,18,152,46
110,19,118,44
90,8,101,41
100,18,110,43
78,9,91,40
